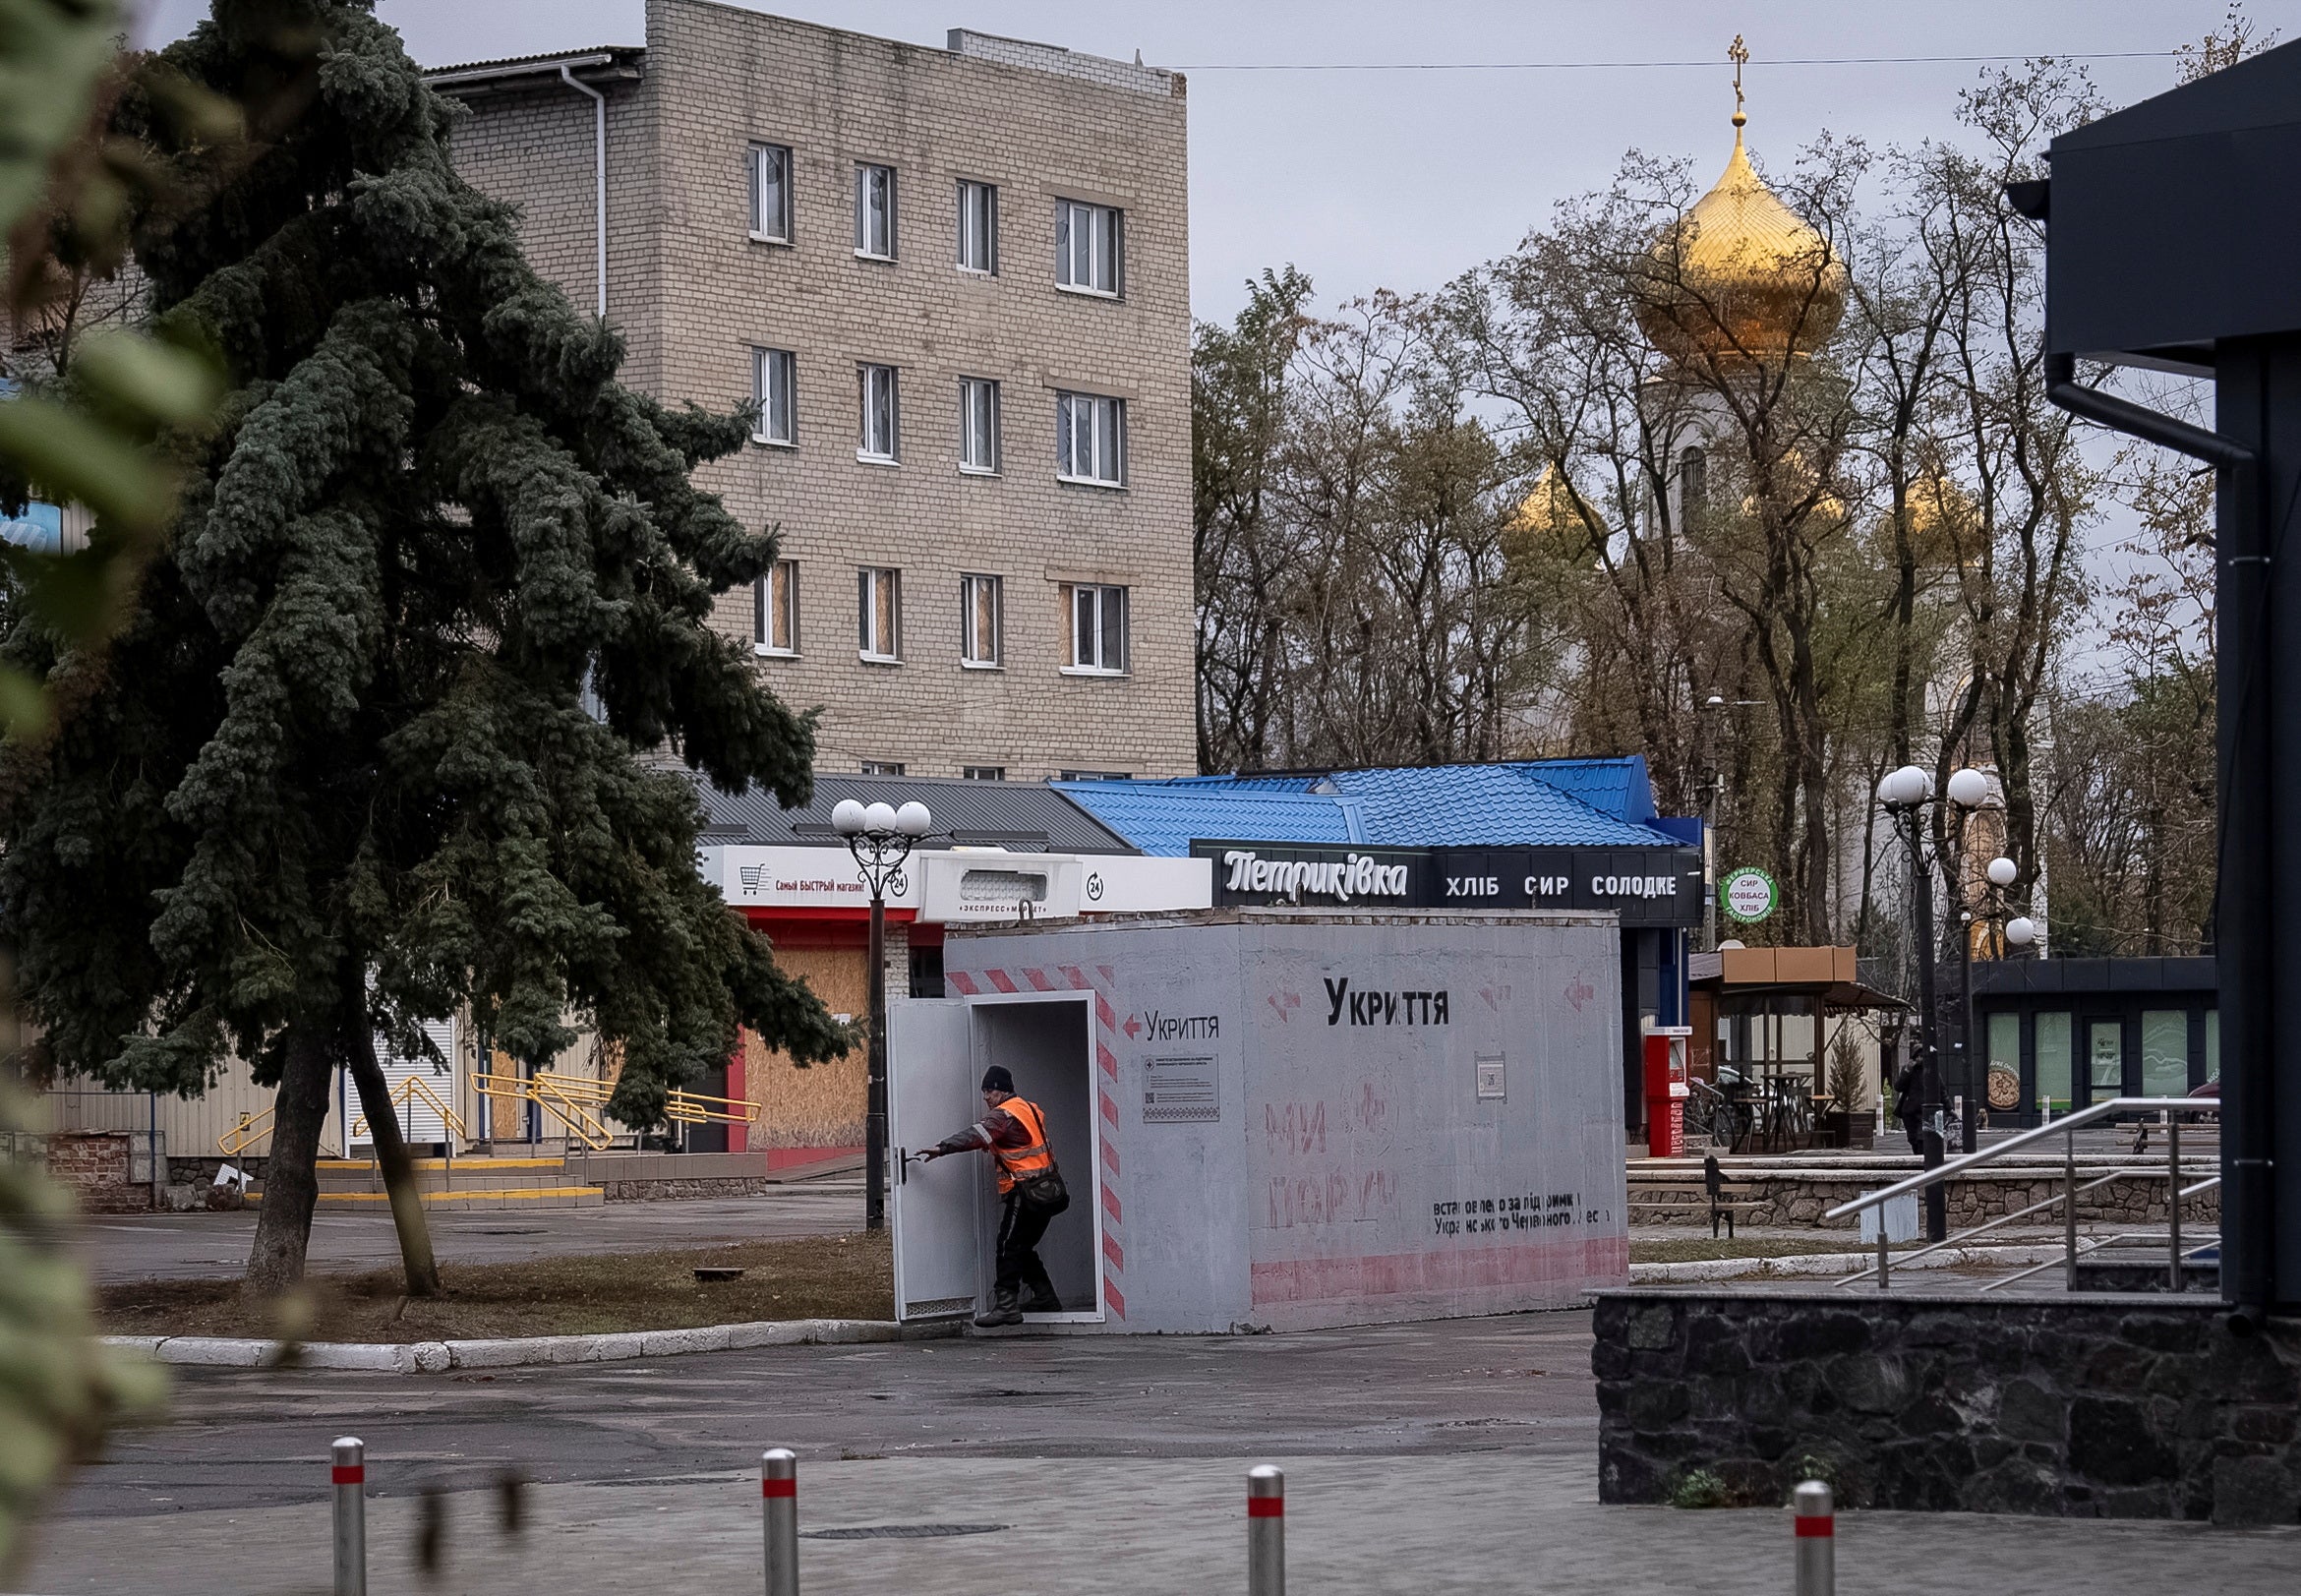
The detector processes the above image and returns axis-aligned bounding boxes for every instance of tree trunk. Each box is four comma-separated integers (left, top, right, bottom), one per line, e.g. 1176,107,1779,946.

241,1021,335,1299
344,1023,444,1299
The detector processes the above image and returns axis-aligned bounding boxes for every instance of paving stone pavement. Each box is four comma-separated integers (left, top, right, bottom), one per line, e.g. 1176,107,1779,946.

19,1451,2297,1595
18,1310,2297,1594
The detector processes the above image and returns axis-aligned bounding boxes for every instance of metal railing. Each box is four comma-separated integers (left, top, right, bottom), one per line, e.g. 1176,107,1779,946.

218,1106,343,1159
473,1068,762,1152
348,1075,468,1145
1825,1095,2220,1293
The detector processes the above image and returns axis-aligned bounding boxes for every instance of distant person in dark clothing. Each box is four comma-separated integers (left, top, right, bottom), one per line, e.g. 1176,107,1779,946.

918,1065,1070,1327
1892,1057,1925,1155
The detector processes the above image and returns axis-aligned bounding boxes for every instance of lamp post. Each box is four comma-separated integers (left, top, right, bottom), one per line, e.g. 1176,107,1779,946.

832,796,933,1232
1943,767,1995,1155
1696,694,1761,953
1877,763,1948,1241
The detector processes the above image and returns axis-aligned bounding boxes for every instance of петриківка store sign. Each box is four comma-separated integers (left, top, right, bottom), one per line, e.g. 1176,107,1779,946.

1192,840,1702,927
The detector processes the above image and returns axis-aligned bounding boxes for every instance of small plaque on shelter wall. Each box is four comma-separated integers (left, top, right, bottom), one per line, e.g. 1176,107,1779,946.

1145,1055,1219,1123
1476,1054,1506,1100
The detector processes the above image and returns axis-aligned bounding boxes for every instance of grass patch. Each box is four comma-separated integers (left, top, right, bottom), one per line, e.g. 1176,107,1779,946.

1668,1468,1730,1508
97,1231,894,1342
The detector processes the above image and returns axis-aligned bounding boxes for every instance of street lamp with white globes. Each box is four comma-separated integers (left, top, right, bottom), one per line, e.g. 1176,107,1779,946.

1876,764,1951,1239
834,795,935,1230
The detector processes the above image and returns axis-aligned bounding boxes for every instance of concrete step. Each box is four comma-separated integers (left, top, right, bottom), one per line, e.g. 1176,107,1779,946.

313,1156,570,1195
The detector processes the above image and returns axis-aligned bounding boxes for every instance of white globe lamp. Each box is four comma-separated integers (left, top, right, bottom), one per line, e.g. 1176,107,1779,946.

831,798,867,835
1986,857,2018,887
1945,767,1991,808
2005,916,2037,947
895,800,933,837
862,800,899,835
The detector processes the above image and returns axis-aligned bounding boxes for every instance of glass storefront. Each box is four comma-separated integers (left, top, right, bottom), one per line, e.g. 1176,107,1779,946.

2141,1010,2188,1096
2035,1011,2072,1114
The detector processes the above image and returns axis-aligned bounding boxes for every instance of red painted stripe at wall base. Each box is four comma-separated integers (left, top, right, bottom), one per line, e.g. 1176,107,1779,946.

1249,1235,1630,1307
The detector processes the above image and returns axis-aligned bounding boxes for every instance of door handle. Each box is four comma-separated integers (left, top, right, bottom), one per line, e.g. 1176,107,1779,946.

897,1147,909,1185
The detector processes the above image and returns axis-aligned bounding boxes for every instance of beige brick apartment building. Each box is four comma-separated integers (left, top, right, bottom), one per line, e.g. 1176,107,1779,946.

431,0,1196,780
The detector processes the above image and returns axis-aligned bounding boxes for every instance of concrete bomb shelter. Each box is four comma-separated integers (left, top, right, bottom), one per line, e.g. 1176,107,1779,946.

886,910,1631,1332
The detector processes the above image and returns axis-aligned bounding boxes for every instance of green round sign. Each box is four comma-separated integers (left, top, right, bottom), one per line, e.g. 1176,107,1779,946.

1719,865,1778,924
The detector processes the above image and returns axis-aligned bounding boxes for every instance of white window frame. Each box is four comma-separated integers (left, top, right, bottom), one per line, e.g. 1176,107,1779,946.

857,565,902,663
961,573,1003,669
959,377,1001,475
752,347,796,446
748,143,793,244
859,759,906,776
754,559,798,656
1055,390,1126,487
855,162,897,260
857,364,900,463
1062,582,1128,676
1055,199,1123,297
957,179,998,274
962,765,1007,781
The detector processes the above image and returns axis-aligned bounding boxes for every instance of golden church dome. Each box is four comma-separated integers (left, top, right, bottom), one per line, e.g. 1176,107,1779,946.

1504,464,1593,556
1882,470,1977,566
1634,102,1848,369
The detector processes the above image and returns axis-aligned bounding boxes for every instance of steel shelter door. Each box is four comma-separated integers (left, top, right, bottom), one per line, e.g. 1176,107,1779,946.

888,997,982,1322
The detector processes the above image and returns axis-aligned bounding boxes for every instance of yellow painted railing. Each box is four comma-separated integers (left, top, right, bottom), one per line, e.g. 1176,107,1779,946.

474,1068,617,1151
349,1074,468,1143
216,1107,342,1159
473,1066,760,1147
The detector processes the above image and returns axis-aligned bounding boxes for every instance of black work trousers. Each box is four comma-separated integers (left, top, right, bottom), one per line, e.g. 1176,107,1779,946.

995,1189,1060,1308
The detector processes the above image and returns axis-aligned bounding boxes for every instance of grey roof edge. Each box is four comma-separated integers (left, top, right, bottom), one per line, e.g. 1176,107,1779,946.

693,774,1139,855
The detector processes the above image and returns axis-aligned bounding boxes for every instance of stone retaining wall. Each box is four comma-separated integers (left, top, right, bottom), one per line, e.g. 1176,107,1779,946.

1628,1169,2217,1229
1593,1288,2300,1522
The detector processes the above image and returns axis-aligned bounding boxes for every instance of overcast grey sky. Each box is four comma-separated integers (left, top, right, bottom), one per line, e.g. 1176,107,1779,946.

146,0,2300,325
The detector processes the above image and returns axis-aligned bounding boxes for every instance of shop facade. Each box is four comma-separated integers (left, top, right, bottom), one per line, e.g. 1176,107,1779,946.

1971,956,2217,1125
1054,759,1707,1137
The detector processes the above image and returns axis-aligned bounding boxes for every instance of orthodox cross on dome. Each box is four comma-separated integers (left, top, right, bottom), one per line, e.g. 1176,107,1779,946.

1729,34,1749,129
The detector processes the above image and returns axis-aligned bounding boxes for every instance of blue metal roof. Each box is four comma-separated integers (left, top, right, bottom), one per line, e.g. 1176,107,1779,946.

1511,756,1657,823
1050,785,1365,857
1062,760,1685,855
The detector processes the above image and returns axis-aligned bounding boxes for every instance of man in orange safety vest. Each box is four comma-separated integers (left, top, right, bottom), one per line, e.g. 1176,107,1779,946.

917,1064,1070,1327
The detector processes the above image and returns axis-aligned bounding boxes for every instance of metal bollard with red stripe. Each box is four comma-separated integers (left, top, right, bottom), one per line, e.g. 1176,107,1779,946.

1247,1464,1284,1596
762,1448,799,1596
1793,1479,1834,1596
331,1437,367,1596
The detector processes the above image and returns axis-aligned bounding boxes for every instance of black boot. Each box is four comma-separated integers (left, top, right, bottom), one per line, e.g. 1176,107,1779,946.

974,1286,1023,1328
1019,1286,1063,1314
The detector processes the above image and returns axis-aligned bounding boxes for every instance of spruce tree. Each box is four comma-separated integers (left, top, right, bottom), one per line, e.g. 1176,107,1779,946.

0,0,846,1297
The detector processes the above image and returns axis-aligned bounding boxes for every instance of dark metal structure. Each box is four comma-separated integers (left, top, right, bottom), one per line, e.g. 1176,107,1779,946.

2022,39,2301,1319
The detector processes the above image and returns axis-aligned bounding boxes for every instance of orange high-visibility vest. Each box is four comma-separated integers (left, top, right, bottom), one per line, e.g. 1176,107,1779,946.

988,1096,1054,1195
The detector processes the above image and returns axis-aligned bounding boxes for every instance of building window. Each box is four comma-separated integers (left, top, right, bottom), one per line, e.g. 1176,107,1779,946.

957,179,998,273
961,573,1003,668
1062,582,1127,675
859,760,906,776
752,348,796,445
1055,199,1122,295
959,378,1000,474
1059,769,1132,781
962,765,1006,781
1680,445,1707,514
857,364,900,462
1056,391,1125,486
857,566,902,662
755,559,797,655
749,144,793,243
2035,1010,2072,1114
2141,1009,2188,1096
855,162,897,259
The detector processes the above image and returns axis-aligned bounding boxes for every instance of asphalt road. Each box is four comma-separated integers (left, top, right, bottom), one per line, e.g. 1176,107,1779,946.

24,1310,2297,1596
75,1186,868,1283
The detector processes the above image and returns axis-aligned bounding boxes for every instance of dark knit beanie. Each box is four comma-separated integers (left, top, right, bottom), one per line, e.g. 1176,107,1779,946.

980,1065,1015,1094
